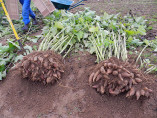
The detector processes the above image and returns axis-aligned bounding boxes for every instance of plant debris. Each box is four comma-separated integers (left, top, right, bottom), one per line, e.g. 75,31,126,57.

89,57,152,100
15,50,64,84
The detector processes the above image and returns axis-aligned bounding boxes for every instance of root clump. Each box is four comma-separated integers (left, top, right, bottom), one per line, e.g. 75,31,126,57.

89,57,152,100
16,51,64,84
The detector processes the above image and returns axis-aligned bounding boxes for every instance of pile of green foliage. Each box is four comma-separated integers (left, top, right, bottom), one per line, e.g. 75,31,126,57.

39,8,147,62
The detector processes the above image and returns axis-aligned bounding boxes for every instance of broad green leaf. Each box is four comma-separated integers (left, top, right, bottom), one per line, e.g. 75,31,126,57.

103,12,109,19
89,26,98,32
94,16,101,21
0,65,5,72
14,55,23,63
103,30,109,35
89,47,95,54
8,40,20,50
109,22,117,31
76,31,84,42
78,17,84,23
2,70,6,78
66,26,72,33
132,39,143,46
137,25,146,35
83,33,89,38
69,38,76,46
0,44,9,53
143,39,150,45
27,37,38,43
102,21,108,27
125,30,136,36
23,45,33,54
55,22,64,29
154,48,157,52
127,36,133,43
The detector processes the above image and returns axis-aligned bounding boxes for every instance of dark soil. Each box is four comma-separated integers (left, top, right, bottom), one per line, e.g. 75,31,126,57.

144,29,157,40
0,52,157,118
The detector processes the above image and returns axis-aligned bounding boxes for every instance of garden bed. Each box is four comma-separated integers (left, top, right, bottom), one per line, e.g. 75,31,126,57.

0,52,157,118
0,0,157,117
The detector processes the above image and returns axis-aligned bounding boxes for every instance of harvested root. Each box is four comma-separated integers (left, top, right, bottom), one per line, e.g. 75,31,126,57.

89,57,152,100
15,51,64,84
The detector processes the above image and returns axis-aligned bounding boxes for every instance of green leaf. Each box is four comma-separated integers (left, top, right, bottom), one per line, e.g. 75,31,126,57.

78,17,84,23
27,37,38,43
109,22,117,30
76,31,84,42
154,48,157,52
83,33,89,38
103,30,109,35
89,47,95,54
2,70,6,78
69,38,76,46
89,26,98,32
33,45,38,51
143,39,150,45
103,12,110,19
137,25,146,35
0,44,9,53
0,65,5,72
8,39,20,50
132,39,143,46
23,45,33,55
125,30,136,36
94,15,101,21
127,36,133,43
14,55,23,63
55,22,64,29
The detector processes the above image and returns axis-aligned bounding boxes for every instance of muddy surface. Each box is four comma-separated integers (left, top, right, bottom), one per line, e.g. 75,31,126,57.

0,52,157,118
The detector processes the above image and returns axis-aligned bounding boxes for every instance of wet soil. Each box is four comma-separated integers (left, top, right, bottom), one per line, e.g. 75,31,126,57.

0,52,157,118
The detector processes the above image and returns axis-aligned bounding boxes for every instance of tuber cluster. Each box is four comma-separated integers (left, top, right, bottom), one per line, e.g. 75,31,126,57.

89,57,152,100
16,51,64,84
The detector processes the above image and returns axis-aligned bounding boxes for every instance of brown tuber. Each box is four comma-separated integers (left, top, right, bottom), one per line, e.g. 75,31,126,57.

112,71,118,76
107,68,113,74
93,70,100,82
15,51,64,85
88,57,152,100
100,66,106,74
135,78,142,83
89,72,95,85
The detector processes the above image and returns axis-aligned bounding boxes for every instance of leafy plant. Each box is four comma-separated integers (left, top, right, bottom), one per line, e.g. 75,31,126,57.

39,8,147,62
141,59,157,74
0,39,33,80
0,40,19,80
